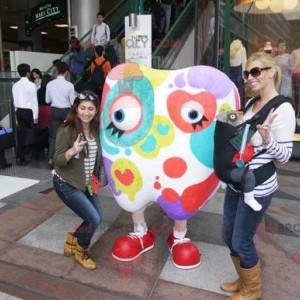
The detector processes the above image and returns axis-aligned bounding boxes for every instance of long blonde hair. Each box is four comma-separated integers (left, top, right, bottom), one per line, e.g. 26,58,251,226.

230,39,243,58
246,52,282,91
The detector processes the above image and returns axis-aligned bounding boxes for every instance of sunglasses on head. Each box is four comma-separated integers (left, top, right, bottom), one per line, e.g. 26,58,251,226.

243,67,272,80
77,92,98,101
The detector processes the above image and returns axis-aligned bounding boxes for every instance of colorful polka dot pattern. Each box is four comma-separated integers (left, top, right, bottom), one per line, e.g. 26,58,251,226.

100,63,240,218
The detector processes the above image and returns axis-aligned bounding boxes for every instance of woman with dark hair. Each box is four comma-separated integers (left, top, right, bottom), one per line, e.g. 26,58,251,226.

68,36,86,83
53,90,102,270
30,68,43,90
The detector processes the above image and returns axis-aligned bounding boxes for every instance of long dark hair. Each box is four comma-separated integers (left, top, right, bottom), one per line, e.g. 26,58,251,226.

30,68,42,82
64,90,100,139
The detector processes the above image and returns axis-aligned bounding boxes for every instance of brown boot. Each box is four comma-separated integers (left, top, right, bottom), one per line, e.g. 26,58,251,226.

74,244,97,270
221,256,242,293
64,232,77,256
227,262,262,300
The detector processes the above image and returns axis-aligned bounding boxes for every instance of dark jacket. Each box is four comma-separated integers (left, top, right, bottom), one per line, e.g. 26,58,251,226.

68,48,86,75
54,126,101,191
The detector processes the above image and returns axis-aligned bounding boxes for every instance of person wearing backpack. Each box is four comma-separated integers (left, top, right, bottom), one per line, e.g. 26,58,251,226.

220,52,295,300
90,12,110,48
89,45,111,97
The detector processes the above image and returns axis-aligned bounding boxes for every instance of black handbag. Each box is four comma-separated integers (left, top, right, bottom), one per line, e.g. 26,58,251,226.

0,128,15,150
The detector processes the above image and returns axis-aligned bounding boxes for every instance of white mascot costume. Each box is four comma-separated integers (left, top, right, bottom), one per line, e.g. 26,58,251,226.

100,63,240,269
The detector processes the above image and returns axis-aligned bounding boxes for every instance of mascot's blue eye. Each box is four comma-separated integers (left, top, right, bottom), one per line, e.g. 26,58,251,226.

114,110,124,122
109,95,143,133
188,110,199,120
182,105,203,124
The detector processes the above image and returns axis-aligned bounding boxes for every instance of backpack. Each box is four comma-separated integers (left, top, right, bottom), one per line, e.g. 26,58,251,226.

89,59,107,96
214,95,292,187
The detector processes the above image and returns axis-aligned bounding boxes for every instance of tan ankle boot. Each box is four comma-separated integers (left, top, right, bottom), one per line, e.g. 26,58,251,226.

74,244,97,270
221,256,242,293
227,262,262,300
64,232,77,256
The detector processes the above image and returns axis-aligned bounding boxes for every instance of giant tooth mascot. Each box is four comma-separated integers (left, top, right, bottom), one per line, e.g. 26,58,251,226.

100,63,240,269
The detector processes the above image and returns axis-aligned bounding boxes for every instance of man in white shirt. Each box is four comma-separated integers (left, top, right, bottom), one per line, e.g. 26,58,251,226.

46,62,75,168
12,63,38,165
90,12,110,47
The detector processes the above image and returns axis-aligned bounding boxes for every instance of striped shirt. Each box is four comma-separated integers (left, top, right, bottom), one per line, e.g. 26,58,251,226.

230,102,295,197
84,139,98,185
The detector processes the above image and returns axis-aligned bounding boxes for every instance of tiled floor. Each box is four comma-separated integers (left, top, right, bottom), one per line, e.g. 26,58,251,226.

0,175,39,200
0,159,299,299
0,292,22,300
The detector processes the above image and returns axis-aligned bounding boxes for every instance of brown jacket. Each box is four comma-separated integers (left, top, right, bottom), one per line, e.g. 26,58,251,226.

54,126,101,191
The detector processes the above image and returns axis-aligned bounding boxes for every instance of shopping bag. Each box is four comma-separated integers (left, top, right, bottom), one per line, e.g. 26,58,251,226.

0,128,15,150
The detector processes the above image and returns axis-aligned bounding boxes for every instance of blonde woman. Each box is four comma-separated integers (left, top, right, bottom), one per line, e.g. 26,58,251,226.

221,52,295,299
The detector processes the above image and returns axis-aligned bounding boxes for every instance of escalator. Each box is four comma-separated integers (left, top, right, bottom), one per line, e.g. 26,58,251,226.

152,0,196,69
45,0,131,74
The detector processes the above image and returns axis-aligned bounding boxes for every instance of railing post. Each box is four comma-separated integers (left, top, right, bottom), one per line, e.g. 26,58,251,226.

223,0,233,75
130,0,143,14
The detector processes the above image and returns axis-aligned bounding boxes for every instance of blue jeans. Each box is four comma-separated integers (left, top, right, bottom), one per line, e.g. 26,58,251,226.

222,186,273,268
53,175,102,249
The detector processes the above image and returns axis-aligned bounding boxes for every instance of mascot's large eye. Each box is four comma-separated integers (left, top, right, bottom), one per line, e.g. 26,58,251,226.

181,101,205,124
109,94,142,135
167,90,216,133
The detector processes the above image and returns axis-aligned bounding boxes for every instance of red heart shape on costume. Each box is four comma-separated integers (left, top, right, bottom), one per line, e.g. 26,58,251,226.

167,90,217,133
115,169,134,186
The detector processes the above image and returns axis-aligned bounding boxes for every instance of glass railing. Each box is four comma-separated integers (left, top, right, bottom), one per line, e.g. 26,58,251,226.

0,73,19,128
152,0,196,69
45,0,130,74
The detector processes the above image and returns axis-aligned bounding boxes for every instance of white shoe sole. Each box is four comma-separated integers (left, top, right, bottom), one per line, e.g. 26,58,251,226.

111,244,154,262
172,260,201,269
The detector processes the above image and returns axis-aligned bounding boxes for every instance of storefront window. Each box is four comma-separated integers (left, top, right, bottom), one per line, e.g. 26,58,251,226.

220,0,300,113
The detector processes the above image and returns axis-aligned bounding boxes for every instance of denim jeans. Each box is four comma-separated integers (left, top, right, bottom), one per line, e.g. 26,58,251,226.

222,186,273,268
53,175,102,249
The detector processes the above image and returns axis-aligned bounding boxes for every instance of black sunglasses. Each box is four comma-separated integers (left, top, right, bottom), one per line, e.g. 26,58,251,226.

243,67,272,80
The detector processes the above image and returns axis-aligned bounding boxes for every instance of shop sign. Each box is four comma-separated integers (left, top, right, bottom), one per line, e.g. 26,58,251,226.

32,0,66,25
125,15,152,67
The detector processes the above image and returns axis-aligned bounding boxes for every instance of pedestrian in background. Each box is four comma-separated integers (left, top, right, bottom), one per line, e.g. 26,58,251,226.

68,36,86,83
12,63,39,165
30,68,43,90
46,62,75,169
91,12,110,48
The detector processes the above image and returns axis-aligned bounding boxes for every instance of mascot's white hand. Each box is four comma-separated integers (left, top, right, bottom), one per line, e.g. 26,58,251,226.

256,108,277,144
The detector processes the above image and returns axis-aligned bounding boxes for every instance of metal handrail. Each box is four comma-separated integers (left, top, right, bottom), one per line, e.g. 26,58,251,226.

152,0,196,68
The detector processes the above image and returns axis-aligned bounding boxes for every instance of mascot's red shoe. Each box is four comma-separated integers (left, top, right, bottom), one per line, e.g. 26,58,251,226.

112,229,155,261
167,234,201,269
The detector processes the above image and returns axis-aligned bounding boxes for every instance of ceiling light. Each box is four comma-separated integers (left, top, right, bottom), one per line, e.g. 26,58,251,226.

284,0,298,10
9,26,18,30
269,0,284,13
255,0,270,10
41,31,48,35
234,0,299,13
55,24,68,28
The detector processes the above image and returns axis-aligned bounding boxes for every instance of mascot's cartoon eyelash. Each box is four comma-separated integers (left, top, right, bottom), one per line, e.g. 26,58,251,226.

106,122,125,138
191,115,208,130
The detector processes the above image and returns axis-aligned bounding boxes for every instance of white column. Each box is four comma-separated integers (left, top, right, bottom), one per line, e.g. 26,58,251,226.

70,0,100,39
